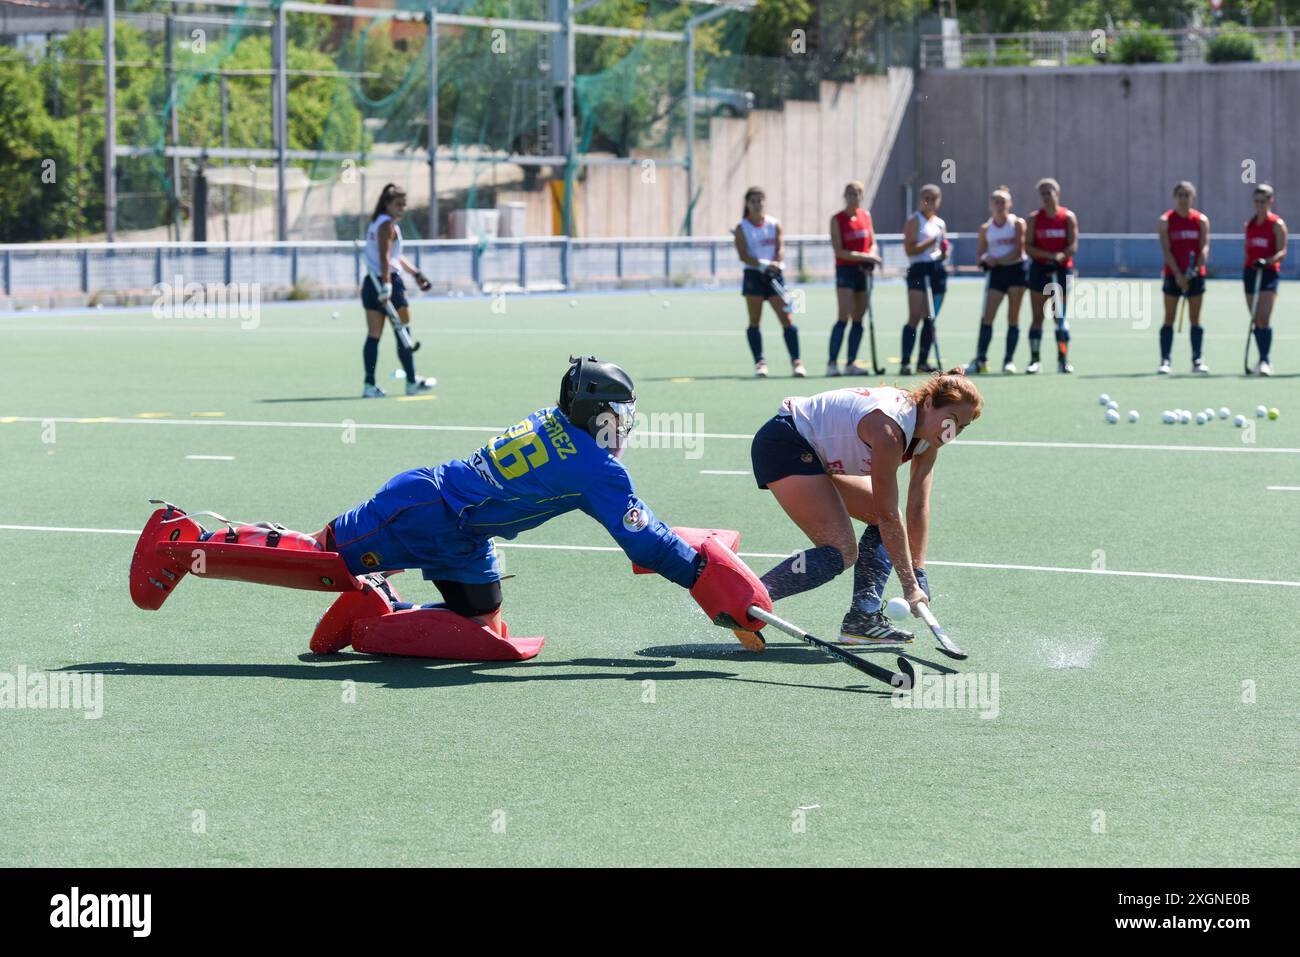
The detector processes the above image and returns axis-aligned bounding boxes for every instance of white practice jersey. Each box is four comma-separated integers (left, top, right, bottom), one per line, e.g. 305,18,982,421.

365,213,403,279
908,211,946,264
780,386,929,476
985,215,1024,262
737,215,780,271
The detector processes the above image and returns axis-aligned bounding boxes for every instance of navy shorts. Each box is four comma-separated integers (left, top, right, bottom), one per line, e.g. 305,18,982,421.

751,414,825,489
987,261,1028,293
1162,274,1206,298
742,268,783,298
361,271,408,311
835,263,870,292
1028,262,1070,294
329,468,502,584
1244,267,1281,294
906,261,947,295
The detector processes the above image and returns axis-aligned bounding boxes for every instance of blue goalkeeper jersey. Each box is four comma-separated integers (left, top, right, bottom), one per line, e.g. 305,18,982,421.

433,407,701,587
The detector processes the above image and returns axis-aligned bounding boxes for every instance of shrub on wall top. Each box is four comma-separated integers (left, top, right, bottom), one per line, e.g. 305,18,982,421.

1114,29,1177,64
1207,27,1258,63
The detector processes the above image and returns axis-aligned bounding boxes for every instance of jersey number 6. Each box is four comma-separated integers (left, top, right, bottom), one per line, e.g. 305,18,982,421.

489,421,550,478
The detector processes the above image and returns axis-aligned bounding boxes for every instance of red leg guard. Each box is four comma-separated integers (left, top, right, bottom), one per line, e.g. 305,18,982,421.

351,608,544,661
310,578,398,655
131,503,367,611
129,504,205,610
632,526,740,575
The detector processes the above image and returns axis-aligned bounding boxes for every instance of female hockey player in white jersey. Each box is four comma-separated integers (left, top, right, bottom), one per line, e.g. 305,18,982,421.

360,183,436,398
741,368,982,648
733,186,806,378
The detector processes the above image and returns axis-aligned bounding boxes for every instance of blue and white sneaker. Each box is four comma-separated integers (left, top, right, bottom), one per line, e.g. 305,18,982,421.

362,383,387,398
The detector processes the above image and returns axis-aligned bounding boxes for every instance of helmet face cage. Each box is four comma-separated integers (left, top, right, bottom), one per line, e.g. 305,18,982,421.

592,399,636,457
607,399,637,440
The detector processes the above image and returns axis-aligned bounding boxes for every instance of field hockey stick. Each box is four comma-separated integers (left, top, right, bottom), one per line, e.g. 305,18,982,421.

915,602,967,660
364,264,420,353
924,272,943,368
354,239,420,353
966,265,993,372
1244,264,1264,374
747,605,914,690
865,266,884,375
766,268,794,313
1050,265,1071,360
1176,253,1197,333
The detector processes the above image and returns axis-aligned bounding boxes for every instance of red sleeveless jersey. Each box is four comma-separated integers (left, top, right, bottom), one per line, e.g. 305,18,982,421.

1031,207,1072,267
833,208,873,266
1163,209,1205,277
1245,212,1282,271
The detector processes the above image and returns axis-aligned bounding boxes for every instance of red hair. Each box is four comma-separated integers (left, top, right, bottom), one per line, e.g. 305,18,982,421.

909,367,983,420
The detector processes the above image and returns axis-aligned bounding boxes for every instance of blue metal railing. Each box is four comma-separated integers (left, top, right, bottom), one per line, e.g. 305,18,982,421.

1,234,1294,304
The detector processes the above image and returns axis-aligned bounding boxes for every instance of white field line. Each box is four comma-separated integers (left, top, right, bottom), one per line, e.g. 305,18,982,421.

2,415,1299,454
185,454,235,461
700,469,750,475
0,523,1296,589
1266,485,1300,491
0,318,1294,343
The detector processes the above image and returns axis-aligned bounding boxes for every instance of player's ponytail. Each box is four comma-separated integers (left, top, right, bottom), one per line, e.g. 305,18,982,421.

371,183,407,221
910,368,983,421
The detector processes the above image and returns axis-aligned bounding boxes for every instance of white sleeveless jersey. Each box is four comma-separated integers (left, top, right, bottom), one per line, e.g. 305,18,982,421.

365,213,402,278
737,215,779,271
780,386,929,476
908,211,946,264
985,215,1024,261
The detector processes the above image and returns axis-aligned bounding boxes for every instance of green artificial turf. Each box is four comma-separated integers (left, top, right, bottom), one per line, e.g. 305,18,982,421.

0,280,1296,866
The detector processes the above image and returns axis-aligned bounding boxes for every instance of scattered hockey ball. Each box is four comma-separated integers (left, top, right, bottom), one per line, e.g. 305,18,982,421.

1105,409,1120,424
1128,410,1140,423
1268,407,1280,420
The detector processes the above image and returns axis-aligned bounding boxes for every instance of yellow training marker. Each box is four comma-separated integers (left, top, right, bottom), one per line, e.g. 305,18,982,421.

191,411,226,418
136,412,172,419
396,395,437,402
0,416,17,424
670,377,695,383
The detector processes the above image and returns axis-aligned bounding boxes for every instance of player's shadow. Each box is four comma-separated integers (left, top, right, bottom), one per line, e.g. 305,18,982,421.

636,641,904,696
254,396,377,404
1074,372,1300,380
640,375,769,383
57,654,886,695
60,656,690,691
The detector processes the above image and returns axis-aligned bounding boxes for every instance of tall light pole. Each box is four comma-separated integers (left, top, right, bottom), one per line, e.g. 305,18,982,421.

684,5,738,236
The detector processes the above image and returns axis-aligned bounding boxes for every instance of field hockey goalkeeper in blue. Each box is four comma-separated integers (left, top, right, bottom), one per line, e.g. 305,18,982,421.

130,357,772,657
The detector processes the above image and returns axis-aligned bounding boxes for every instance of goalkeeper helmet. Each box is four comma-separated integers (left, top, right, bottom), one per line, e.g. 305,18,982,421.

558,356,637,446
